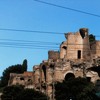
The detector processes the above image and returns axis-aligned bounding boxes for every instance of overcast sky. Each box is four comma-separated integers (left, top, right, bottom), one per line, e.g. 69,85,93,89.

0,0,100,76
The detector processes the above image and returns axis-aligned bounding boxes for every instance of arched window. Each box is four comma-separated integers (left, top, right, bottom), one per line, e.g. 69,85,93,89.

65,73,75,81
62,46,67,50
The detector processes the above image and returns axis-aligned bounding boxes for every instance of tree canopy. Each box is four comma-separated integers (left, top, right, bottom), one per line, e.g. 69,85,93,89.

0,64,23,87
1,85,47,100
18,88,47,100
55,77,99,100
1,85,24,100
0,59,28,87
89,34,95,43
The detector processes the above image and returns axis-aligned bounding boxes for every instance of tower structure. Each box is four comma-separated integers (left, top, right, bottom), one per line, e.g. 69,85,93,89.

60,28,91,62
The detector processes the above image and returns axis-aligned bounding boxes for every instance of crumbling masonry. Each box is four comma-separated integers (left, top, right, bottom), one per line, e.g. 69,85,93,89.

9,28,100,100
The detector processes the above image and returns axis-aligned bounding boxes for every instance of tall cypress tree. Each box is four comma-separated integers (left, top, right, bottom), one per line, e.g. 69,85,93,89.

22,59,27,72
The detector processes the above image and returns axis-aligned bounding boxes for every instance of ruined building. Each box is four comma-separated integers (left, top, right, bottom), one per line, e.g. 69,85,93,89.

9,28,100,99
8,72,34,88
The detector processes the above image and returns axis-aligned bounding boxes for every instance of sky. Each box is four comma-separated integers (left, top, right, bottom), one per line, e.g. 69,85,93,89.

0,0,100,76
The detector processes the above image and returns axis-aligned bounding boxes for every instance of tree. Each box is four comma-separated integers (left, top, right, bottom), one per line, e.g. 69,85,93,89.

1,85,48,100
22,59,27,72
1,85,24,100
55,77,99,100
18,88,47,100
0,64,23,87
0,59,28,87
89,34,95,43
88,65,100,77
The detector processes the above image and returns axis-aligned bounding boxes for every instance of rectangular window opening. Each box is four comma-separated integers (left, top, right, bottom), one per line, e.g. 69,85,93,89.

78,50,81,59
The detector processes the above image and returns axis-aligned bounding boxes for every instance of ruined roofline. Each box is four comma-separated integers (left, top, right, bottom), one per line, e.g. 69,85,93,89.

9,73,24,78
33,65,40,71
10,72,33,77
95,40,100,42
90,40,100,45
79,28,88,32
24,71,33,73
64,28,89,39
48,50,59,52
23,71,33,76
10,73,23,76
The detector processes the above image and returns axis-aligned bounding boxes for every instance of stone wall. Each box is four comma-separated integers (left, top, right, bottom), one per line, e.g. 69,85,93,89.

60,28,91,61
90,41,100,60
8,72,34,88
60,41,67,58
8,28,100,100
48,50,60,60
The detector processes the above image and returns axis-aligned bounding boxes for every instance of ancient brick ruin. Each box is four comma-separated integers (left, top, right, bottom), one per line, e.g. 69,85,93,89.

8,28,100,100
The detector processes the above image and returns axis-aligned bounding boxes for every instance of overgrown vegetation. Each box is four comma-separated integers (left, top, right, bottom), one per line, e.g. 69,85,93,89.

0,59,27,87
89,34,95,43
55,77,99,100
1,85,47,100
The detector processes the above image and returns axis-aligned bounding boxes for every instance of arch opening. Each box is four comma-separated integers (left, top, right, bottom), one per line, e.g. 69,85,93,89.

62,46,67,50
42,65,46,81
86,77,91,82
65,73,75,81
